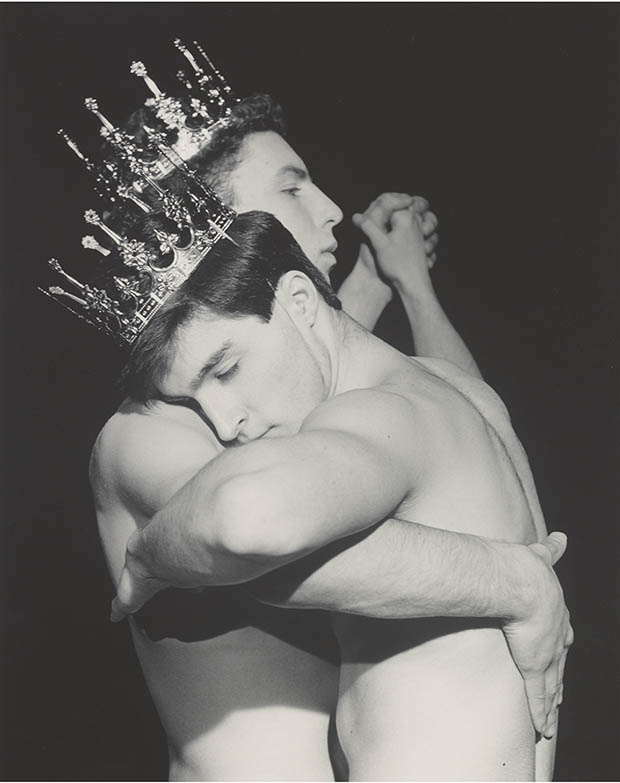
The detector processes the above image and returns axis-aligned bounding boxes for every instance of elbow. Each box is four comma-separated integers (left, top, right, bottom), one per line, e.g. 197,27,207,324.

211,475,297,561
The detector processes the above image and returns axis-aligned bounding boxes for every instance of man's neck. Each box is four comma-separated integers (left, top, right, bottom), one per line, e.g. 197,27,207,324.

328,313,395,398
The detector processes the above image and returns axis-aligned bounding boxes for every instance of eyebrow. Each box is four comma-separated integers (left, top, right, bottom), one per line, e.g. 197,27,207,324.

189,341,234,392
275,165,310,182
156,340,233,401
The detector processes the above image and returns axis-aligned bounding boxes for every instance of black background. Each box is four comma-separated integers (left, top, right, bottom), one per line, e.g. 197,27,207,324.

2,3,619,780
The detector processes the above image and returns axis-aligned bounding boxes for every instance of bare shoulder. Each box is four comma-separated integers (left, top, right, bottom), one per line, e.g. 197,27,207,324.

411,356,511,425
301,355,515,474
300,386,431,487
302,386,416,438
90,399,222,520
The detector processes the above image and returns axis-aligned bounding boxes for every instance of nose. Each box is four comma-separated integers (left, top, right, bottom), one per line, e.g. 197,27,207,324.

312,184,344,229
197,392,247,443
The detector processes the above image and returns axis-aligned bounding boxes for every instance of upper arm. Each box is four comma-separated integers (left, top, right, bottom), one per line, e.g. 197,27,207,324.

90,407,222,583
215,389,421,559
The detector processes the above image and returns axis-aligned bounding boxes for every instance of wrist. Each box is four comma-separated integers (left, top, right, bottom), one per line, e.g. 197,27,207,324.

392,270,435,304
344,257,393,306
338,259,393,329
495,541,541,623
125,526,163,583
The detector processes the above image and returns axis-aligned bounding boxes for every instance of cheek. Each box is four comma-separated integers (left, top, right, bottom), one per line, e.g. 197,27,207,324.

275,205,316,255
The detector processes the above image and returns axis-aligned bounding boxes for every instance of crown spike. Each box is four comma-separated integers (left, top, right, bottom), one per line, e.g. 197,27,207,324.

84,210,124,246
48,258,86,292
192,40,216,72
174,39,203,75
84,98,116,133
117,186,152,213
82,235,111,256
57,129,91,164
193,40,232,94
48,286,89,307
130,61,163,98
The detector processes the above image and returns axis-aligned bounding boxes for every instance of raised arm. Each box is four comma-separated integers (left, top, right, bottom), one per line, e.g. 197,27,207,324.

339,194,481,378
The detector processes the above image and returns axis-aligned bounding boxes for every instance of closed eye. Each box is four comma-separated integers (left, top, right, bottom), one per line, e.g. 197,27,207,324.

215,363,240,382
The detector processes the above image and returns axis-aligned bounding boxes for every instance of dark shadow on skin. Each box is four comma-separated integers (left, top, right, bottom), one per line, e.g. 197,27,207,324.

250,526,505,662
131,396,341,657
132,591,343,771
134,584,339,662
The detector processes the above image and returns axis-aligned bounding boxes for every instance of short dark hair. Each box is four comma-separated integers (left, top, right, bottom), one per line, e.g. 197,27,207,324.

120,210,341,402
192,94,286,201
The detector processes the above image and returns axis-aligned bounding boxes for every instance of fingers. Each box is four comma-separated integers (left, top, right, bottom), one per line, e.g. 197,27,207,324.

110,595,128,624
543,623,572,736
557,622,572,705
523,673,548,736
110,565,133,622
544,706,560,739
425,233,439,256
360,193,432,228
109,562,161,622
417,208,438,238
543,660,559,737
352,212,389,250
363,193,416,227
391,207,419,231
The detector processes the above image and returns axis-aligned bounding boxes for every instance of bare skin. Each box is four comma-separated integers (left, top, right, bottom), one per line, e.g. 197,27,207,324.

93,131,481,779
93,401,342,780
330,353,550,780
109,213,572,779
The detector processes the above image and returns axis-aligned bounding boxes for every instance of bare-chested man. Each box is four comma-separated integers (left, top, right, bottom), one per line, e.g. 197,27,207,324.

91,93,519,780
104,199,572,779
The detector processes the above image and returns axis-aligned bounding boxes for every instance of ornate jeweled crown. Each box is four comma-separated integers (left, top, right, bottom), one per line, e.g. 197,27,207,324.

41,40,239,347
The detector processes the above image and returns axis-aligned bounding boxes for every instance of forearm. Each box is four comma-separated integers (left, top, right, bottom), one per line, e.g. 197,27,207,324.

129,422,409,588
337,258,392,331
249,517,536,622
131,478,264,587
397,280,482,378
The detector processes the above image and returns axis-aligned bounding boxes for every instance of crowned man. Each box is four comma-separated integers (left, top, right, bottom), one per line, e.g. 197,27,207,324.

47,42,572,781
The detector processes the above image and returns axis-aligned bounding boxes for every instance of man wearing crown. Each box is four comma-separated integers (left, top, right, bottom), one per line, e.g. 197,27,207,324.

46,42,571,781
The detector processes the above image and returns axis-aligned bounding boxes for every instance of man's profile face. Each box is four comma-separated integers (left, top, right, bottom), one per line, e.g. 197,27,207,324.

155,305,326,443
228,131,344,278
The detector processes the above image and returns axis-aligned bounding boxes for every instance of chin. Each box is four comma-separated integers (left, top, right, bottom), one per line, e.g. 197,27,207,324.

316,252,337,279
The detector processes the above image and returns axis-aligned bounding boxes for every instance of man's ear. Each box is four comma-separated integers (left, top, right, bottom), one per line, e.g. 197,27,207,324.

275,271,320,327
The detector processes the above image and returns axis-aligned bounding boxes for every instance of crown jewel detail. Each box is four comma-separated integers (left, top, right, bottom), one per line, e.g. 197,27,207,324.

42,40,238,347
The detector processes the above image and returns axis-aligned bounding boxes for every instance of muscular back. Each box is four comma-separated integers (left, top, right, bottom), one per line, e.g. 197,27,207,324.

330,350,549,781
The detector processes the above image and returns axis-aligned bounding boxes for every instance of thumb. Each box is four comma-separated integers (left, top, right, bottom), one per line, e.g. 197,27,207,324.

528,532,567,567
543,532,568,566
